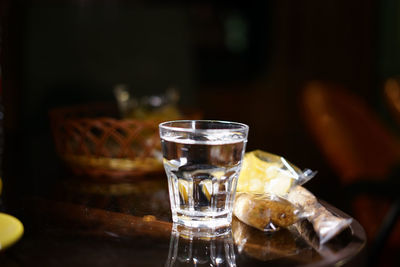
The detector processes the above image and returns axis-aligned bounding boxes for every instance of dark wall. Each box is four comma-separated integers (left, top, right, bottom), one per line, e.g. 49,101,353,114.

2,0,396,205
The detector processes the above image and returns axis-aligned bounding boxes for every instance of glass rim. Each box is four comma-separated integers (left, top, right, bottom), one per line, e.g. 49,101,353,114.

159,120,249,133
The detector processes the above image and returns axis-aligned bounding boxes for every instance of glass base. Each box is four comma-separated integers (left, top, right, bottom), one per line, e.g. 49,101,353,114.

172,222,231,238
172,213,232,237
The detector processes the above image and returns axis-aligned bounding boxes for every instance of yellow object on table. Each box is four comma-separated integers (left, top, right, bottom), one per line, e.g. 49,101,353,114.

0,177,24,250
237,151,295,196
237,150,316,196
0,212,24,250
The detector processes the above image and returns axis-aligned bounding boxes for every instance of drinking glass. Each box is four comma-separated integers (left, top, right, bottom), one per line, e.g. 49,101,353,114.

159,120,248,231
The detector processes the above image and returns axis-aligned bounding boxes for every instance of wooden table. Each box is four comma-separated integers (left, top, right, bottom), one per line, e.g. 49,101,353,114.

0,174,366,266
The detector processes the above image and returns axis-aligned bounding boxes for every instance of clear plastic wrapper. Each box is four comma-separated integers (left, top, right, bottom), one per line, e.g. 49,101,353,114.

288,185,352,245
233,192,308,232
236,150,352,244
237,150,316,196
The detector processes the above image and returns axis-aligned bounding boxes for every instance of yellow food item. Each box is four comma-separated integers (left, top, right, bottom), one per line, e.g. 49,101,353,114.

237,150,294,196
178,180,189,203
267,175,293,196
201,180,212,201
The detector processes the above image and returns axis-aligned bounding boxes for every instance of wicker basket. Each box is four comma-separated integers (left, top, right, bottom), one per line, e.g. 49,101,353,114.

50,103,173,180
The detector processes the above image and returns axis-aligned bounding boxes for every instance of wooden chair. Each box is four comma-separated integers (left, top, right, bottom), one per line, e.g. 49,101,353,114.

301,81,400,266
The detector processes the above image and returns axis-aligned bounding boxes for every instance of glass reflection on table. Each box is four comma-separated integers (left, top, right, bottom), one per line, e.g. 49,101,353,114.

166,224,236,267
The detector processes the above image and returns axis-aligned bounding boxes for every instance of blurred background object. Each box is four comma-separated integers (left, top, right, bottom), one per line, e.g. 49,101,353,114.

1,0,400,265
113,85,181,120
48,89,201,180
301,81,400,266
49,103,164,179
384,77,400,126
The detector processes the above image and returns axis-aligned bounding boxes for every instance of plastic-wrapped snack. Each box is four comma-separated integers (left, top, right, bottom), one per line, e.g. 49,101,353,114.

233,192,306,231
288,186,352,245
237,150,316,196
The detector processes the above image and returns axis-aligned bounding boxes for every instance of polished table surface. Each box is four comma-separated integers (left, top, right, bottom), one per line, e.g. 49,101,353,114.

0,174,366,266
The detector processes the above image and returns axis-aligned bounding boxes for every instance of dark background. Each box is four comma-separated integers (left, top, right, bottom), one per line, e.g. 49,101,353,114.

4,0,397,203
2,0,400,266
1,0,396,201
1,0,400,200
1,0,400,254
